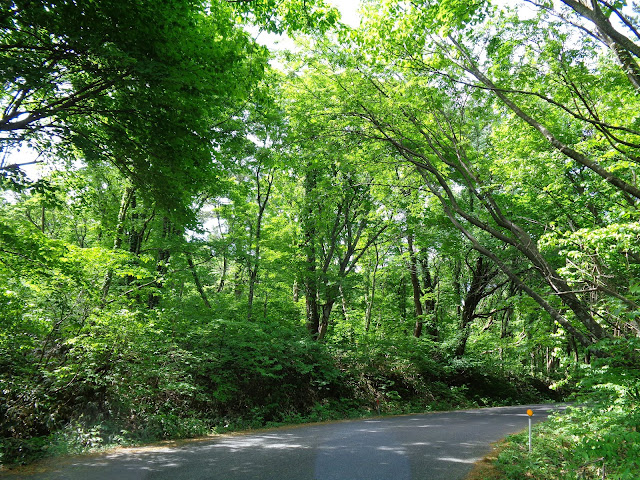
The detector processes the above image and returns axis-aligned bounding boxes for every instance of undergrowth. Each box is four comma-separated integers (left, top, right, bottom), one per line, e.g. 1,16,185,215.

1,329,557,468
486,339,640,480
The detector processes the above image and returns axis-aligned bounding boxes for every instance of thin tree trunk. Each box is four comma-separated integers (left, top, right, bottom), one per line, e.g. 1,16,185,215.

148,216,171,309
101,186,133,303
453,259,462,318
364,244,380,332
407,234,425,338
217,255,227,293
187,254,211,309
303,168,321,338
420,253,438,340
233,266,244,299
247,168,273,321
263,291,268,319
339,284,349,322
305,279,320,338
293,280,299,303
216,208,228,293
399,273,408,325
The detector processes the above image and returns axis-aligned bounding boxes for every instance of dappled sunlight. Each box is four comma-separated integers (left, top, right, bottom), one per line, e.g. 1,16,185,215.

376,445,408,454
209,433,311,452
5,406,564,479
403,441,432,447
437,456,479,464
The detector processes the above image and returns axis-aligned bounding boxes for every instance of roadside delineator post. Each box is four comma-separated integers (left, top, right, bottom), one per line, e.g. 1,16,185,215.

527,409,533,453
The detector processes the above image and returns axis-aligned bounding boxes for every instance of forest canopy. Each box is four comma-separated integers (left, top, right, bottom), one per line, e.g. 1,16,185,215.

1,0,639,476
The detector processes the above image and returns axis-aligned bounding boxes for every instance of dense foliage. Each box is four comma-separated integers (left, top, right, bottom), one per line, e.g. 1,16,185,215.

494,339,640,479
1,0,639,476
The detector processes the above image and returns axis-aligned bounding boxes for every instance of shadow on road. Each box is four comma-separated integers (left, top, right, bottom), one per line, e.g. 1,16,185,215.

0,404,567,480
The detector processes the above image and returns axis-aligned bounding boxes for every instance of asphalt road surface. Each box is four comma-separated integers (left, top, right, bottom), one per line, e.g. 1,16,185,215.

2,404,565,480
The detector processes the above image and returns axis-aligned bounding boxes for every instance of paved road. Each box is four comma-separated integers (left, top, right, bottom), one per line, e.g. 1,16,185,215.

2,404,565,480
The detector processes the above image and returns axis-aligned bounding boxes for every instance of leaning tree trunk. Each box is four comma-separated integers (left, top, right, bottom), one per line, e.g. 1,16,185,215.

317,285,340,341
187,254,211,309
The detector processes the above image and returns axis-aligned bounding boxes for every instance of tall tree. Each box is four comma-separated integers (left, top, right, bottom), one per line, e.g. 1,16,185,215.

284,1,639,348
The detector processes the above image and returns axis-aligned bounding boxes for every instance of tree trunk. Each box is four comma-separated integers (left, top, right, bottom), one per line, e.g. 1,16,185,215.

187,254,211,309
364,245,380,332
399,274,408,325
293,280,299,303
454,256,497,357
217,255,227,293
148,216,171,309
306,285,320,338
317,302,333,341
419,253,438,340
407,234,425,338
247,167,273,322
127,193,144,259
339,284,349,322
453,259,462,318
216,207,228,293
303,232,320,337
303,168,320,338
101,186,133,303
233,266,244,299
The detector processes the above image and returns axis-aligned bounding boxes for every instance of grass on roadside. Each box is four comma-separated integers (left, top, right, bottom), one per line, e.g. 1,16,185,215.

471,404,640,480
470,339,640,480
465,442,507,480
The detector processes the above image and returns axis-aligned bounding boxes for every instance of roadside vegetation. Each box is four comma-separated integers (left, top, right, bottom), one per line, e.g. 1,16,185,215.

473,339,640,480
1,325,558,466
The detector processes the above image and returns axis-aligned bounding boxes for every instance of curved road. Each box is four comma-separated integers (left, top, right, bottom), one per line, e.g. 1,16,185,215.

2,404,565,480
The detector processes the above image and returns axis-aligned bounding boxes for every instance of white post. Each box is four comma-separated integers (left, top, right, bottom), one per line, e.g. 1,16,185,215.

526,409,533,453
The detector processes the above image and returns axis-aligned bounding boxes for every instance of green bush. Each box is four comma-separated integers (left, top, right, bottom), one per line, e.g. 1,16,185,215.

0,310,560,468
493,339,640,480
